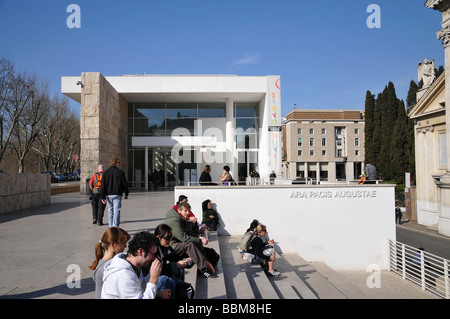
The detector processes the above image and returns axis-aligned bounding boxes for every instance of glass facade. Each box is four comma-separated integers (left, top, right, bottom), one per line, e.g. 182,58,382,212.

127,101,260,187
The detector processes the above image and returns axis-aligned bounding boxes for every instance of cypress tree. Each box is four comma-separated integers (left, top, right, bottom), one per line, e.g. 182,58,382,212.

371,92,383,169
405,80,419,184
364,90,376,161
365,80,418,184
390,100,408,184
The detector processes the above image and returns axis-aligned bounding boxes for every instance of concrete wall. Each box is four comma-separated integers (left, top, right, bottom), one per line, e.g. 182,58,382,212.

0,173,51,214
175,184,396,270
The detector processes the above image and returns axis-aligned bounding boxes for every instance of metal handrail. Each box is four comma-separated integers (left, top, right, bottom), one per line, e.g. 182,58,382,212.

389,239,449,299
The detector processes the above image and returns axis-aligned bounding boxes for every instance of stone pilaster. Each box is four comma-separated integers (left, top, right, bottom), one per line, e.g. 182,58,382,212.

80,73,127,194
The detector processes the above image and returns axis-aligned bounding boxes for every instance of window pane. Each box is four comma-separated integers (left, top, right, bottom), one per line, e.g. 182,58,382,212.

235,103,259,117
166,103,197,118
236,133,259,149
134,103,165,118
198,102,225,117
166,118,195,135
134,118,165,135
236,118,258,130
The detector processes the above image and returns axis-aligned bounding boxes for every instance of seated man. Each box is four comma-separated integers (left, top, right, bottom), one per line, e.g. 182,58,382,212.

101,231,175,299
165,202,216,278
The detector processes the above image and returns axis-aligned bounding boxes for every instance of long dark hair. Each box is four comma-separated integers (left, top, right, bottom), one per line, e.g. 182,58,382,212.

154,224,172,238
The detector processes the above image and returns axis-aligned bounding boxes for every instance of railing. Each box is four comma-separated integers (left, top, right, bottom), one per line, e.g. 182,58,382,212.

389,240,449,299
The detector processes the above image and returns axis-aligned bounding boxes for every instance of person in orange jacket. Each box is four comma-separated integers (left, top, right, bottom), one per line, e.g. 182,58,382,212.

89,164,106,225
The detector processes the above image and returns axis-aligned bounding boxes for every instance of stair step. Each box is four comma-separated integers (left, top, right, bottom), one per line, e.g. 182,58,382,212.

195,231,227,299
268,252,318,299
219,235,278,299
282,253,347,299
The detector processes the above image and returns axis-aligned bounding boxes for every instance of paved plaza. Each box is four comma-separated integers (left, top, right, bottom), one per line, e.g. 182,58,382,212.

0,189,440,299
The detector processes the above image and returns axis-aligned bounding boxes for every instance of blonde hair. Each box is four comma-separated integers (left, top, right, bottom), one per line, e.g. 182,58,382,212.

203,165,211,173
109,156,119,167
254,224,267,234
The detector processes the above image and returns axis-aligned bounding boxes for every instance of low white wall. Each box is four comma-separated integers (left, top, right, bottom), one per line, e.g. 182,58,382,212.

175,184,396,270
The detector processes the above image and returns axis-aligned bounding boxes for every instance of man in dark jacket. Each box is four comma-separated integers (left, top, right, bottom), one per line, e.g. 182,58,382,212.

100,157,129,227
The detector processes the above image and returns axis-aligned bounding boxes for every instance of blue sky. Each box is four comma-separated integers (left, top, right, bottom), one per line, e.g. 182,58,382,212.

0,0,444,117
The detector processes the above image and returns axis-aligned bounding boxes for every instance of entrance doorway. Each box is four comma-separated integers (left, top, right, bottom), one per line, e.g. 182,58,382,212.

237,150,258,183
147,149,176,189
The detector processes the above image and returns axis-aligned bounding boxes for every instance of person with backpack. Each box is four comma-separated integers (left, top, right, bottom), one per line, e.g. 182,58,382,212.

89,164,106,226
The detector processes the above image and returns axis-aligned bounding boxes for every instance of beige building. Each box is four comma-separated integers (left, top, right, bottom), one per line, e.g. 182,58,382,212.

282,110,365,183
408,72,447,233
403,0,450,237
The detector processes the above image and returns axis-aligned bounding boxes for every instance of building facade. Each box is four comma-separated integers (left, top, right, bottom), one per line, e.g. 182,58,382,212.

403,0,450,237
61,73,282,192
282,110,365,183
408,72,448,234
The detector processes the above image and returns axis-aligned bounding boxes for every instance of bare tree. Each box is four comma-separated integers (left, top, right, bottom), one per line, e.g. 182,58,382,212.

0,58,23,164
10,74,48,172
34,95,70,171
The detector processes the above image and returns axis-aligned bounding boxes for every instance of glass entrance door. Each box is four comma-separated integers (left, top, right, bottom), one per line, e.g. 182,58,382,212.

148,149,177,188
238,150,257,184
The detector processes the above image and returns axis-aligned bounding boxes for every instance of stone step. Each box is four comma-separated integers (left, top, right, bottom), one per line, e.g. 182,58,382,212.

219,235,278,299
268,248,318,299
281,253,347,299
194,231,227,299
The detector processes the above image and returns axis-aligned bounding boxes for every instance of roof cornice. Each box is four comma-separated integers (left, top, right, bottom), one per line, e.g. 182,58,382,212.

425,0,450,11
408,71,445,119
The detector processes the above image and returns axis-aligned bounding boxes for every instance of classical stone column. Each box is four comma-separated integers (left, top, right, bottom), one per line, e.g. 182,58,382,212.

426,0,450,236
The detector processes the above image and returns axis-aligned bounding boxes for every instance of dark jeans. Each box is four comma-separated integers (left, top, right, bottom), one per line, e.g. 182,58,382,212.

91,193,106,224
173,241,208,271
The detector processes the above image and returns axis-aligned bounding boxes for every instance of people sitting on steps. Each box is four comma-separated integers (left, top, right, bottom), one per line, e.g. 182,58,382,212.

164,201,217,278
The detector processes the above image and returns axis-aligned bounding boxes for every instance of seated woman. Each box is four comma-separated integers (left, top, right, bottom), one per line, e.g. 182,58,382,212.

219,165,235,185
154,224,192,281
201,199,220,231
90,227,130,299
248,224,280,277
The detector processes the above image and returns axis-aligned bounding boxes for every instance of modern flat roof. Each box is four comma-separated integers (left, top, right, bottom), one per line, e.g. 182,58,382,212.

61,73,278,103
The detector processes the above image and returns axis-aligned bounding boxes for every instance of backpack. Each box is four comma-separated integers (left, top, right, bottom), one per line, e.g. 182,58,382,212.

92,173,103,194
239,231,257,252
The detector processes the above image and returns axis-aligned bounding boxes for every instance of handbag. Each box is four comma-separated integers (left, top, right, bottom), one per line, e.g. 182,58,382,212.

203,247,220,268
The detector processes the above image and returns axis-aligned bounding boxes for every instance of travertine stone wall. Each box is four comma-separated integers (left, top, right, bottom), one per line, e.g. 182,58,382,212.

0,174,51,214
80,72,127,194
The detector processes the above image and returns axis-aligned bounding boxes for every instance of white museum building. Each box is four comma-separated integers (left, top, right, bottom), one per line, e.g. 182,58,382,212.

61,73,282,192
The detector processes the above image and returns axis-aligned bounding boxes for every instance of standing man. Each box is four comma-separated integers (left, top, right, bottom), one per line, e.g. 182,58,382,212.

89,164,106,226
364,159,377,184
100,157,129,228
395,205,403,225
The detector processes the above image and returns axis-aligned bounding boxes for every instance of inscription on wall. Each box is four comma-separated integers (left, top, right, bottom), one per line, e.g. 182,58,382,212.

290,190,377,199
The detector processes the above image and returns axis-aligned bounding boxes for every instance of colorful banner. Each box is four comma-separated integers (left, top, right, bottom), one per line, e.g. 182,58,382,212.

268,77,281,174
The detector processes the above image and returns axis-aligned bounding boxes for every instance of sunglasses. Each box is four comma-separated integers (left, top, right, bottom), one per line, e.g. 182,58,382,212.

161,234,172,240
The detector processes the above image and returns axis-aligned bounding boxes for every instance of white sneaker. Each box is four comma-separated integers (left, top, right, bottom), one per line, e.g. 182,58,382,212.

268,270,280,277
